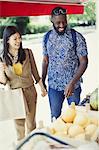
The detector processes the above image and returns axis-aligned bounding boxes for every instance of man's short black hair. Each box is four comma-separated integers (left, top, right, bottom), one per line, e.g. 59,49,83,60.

51,6,67,17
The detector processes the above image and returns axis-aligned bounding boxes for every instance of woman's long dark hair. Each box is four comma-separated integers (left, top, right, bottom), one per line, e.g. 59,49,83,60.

3,26,26,66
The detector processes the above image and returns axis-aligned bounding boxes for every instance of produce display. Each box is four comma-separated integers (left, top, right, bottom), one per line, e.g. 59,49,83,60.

16,102,99,150
48,102,99,143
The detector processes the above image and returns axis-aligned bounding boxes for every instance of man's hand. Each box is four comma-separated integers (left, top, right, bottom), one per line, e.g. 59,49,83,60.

65,55,88,98
65,82,75,98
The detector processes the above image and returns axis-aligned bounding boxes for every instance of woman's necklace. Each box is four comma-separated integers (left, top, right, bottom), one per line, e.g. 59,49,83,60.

12,55,18,64
8,50,18,64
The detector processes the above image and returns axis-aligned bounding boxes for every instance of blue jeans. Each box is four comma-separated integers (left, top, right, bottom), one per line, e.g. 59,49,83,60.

48,86,81,120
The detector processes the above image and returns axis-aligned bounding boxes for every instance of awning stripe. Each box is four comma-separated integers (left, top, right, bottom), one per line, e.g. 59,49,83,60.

0,1,84,17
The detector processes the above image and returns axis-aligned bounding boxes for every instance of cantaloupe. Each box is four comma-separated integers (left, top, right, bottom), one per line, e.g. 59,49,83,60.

61,102,76,123
73,112,89,128
68,124,84,138
85,124,97,137
74,133,85,140
51,117,68,134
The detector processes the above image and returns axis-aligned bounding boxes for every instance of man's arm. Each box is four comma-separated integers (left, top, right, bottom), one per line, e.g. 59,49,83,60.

42,55,49,90
65,55,88,97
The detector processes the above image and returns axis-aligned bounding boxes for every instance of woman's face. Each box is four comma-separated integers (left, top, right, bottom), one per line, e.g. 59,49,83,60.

7,32,22,51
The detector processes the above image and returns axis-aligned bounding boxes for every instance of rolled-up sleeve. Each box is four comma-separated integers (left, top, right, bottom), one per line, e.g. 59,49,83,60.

76,32,88,57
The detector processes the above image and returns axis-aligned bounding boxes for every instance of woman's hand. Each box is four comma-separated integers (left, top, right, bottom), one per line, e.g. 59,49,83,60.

38,79,47,97
41,87,47,97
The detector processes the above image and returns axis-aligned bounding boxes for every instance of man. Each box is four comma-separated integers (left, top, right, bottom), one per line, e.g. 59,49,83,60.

42,7,88,120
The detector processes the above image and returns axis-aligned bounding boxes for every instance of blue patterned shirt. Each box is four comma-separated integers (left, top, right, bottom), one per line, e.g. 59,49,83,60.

43,28,88,91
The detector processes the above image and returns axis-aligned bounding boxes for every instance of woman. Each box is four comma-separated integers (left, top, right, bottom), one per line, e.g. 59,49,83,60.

1,26,47,140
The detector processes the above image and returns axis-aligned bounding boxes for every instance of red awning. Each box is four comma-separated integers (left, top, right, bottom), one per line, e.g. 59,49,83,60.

0,1,85,17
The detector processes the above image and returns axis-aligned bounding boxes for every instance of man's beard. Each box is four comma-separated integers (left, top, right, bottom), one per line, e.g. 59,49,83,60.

53,24,66,35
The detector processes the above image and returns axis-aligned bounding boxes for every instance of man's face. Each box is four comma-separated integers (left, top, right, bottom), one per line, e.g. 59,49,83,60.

51,15,67,35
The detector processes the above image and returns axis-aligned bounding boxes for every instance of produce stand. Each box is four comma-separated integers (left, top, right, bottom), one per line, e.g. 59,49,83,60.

15,105,99,150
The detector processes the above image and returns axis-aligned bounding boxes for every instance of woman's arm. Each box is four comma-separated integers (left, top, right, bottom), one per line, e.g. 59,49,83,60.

0,62,7,84
28,49,41,83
